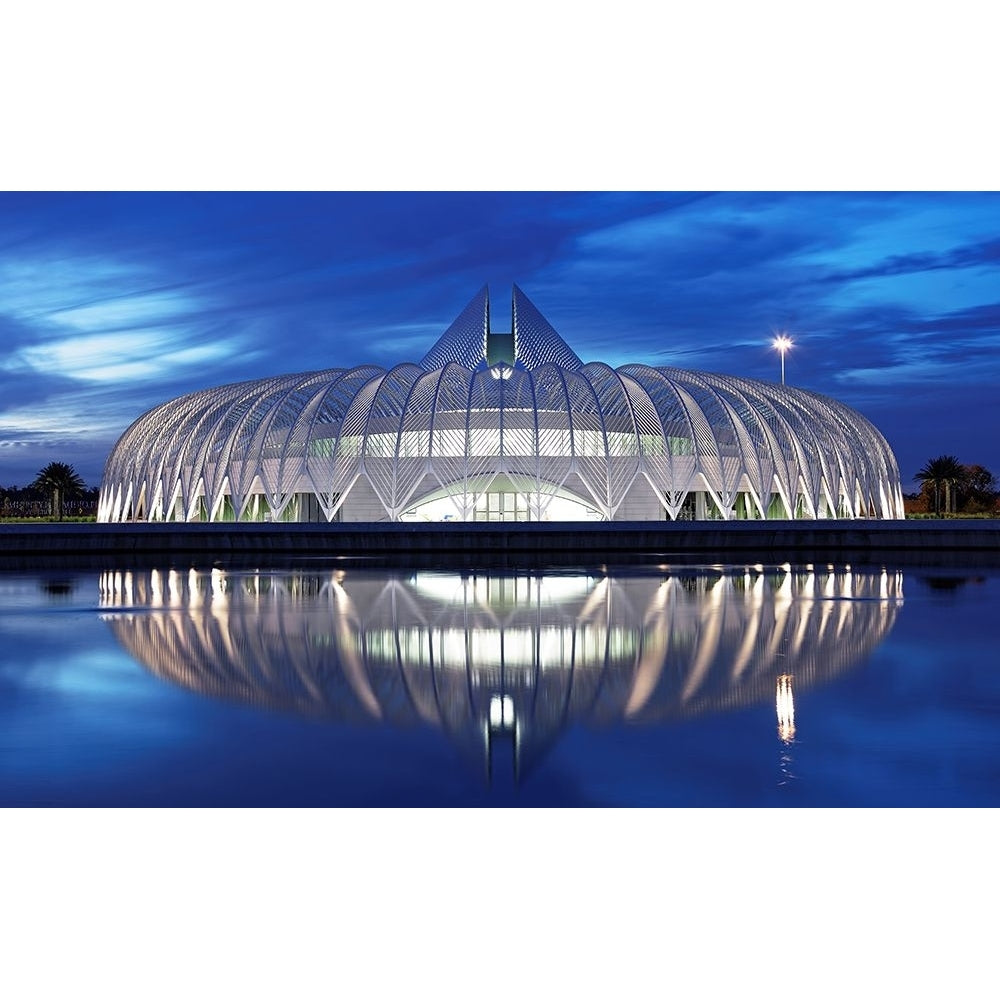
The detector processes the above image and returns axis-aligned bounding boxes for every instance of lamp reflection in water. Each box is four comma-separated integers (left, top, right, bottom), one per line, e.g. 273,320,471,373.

99,565,903,785
777,675,795,744
776,673,796,785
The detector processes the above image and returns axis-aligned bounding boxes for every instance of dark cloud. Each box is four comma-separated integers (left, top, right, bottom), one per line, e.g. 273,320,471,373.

819,238,1000,283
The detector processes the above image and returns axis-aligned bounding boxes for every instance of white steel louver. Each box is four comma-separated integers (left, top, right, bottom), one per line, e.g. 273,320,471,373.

99,285,905,523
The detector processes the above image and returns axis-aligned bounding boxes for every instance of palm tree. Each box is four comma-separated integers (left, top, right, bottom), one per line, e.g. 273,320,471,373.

915,455,964,517
29,462,87,521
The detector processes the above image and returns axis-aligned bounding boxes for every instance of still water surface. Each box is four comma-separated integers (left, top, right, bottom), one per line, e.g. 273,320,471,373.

2,561,998,806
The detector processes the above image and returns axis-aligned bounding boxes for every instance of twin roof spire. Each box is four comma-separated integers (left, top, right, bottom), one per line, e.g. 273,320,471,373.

419,285,583,373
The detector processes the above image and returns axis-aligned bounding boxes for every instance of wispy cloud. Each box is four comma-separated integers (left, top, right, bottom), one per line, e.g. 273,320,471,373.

45,289,202,332
0,192,998,488
6,329,248,383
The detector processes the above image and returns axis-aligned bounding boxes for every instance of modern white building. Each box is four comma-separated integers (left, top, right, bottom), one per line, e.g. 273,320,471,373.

98,285,905,523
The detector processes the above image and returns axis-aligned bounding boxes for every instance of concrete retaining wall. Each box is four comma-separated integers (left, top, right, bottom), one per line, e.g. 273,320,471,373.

4,520,1000,569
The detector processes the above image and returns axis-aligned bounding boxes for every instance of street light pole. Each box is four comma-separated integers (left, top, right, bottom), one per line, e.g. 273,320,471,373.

772,333,793,385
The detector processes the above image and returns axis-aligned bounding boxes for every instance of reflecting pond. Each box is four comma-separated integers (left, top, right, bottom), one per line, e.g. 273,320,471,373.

2,561,998,805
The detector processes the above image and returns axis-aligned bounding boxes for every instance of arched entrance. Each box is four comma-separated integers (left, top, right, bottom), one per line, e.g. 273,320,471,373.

399,475,603,522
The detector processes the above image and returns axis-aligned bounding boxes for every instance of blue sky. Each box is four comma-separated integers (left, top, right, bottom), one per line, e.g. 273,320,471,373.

1,190,997,491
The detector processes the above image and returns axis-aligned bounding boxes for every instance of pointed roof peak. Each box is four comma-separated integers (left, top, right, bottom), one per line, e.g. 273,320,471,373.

418,285,489,371
510,285,583,371
419,285,582,372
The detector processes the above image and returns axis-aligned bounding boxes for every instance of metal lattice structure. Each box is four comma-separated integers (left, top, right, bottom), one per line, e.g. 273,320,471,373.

98,285,905,523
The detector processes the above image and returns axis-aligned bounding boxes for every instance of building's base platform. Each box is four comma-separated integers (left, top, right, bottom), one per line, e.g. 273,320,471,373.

3,520,1000,571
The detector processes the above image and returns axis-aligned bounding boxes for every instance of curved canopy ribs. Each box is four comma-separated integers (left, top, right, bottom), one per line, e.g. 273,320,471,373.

99,286,905,523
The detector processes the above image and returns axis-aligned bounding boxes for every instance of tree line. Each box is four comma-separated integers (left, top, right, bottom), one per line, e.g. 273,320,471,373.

908,455,999,516
1,462,99,520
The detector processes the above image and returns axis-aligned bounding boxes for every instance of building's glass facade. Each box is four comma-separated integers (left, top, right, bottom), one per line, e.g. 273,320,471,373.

98,286,905,523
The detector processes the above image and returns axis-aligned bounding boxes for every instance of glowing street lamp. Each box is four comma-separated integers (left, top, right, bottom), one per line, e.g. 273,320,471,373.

772,333,793,385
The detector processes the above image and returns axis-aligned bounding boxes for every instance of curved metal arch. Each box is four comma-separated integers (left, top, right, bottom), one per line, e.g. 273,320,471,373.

389,365,443,516
180,370,338,521
617,372,677,516
261,371,354,514
769,386,867,517
772,386,852,517
423,362,478,519
168,380,267,519
688,374,786,518
102,386,208,520
138,383,245,520
619,364,702,517
99,405,167,520
671,370,761,516
710,376,822,518
360,362,426,517
303,366,389,519
235,368,358,518
496,367,543,506
497,364,539,462
729,379,827,516
577,362,645,517
814,391,901,517
527,362,577,487
222,372,335,519
544,364,613,517
99,286,906,524
200,373,323,520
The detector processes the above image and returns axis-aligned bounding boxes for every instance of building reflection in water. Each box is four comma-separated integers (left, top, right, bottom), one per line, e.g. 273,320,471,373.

99,565,903,782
